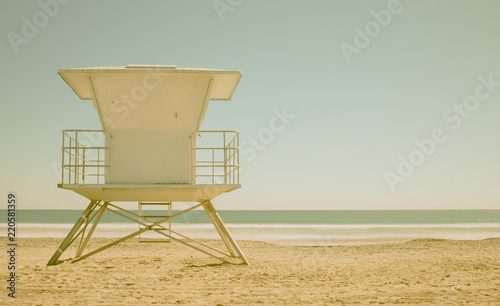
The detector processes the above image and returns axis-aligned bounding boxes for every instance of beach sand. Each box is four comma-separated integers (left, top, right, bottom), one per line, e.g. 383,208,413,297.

3,237,500,305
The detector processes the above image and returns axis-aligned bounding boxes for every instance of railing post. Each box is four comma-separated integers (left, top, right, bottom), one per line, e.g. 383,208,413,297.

237,132,239,184
69,137,72,184
97,148,100,184
75,132,79,184
212,148,215,184
223,132,227,184
104,131,110,184
61,132,65,185
191,131,197,185
82,148,86,184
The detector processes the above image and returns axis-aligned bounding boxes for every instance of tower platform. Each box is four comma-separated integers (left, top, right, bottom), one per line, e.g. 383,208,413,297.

58,183,241,202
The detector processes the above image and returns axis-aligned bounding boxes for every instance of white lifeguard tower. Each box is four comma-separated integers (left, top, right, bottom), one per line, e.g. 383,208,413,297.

47,65,248,265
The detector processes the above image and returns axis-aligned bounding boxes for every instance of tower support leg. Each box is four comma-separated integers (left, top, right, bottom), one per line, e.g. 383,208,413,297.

76,202,108,257
47,200,98,266
203,201,249,265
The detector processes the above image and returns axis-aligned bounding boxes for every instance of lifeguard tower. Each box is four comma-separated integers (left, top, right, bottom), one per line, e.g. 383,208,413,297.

47,65,248,265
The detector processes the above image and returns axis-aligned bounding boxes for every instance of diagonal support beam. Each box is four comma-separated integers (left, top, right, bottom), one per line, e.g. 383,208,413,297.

76,202,109,257
205,204,237,257
47,201,98,266
151,229,229,263
72,228,147,263
150,201,206,226
67,204,104,251
138,215,231,258
203,201,249,264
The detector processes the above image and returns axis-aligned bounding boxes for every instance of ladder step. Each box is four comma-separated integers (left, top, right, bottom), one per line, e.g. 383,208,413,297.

138,202,172,205
138,201,172,242
139,225,169,229
140,215,170,218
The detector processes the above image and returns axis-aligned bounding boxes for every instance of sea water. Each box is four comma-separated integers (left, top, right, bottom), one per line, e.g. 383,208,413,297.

1,210,499,246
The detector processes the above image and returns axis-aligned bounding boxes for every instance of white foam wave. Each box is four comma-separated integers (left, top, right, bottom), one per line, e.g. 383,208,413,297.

1,222,499,245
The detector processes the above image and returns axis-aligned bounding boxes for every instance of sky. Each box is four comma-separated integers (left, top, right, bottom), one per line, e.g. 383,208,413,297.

1,0,499,210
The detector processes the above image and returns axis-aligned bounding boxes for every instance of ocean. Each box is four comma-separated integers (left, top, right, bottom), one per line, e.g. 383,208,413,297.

1,210,500,246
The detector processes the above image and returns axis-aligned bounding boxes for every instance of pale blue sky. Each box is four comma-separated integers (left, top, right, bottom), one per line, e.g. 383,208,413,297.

1,0,499,210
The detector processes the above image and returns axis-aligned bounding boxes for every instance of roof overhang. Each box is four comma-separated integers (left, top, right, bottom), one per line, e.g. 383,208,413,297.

58,65,242,101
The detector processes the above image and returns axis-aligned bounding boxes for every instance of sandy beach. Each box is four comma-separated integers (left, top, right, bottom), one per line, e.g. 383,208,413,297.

4,237,500,305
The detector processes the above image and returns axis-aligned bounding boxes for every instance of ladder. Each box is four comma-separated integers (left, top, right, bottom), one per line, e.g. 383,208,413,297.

138,201,172,242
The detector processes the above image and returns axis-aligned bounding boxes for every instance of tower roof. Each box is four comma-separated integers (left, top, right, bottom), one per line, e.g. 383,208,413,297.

58,65,243,131
58,65,242,101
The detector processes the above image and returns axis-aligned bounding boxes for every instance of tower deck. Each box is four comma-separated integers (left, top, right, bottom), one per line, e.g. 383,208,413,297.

58,183,240,201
